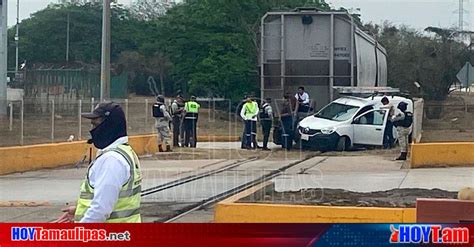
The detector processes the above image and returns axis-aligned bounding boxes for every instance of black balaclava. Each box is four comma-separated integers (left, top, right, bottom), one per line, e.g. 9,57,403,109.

89,104,127,149
397,102,408,112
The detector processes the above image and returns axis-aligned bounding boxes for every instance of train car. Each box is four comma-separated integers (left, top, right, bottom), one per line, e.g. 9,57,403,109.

260,8,387,111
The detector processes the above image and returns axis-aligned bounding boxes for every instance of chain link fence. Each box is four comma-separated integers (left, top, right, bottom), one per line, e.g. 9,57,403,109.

0,97,238,147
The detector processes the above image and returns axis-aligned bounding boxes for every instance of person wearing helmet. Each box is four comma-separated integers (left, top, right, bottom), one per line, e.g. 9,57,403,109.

153,95,172,152
391,101,413,160
56,102,142,223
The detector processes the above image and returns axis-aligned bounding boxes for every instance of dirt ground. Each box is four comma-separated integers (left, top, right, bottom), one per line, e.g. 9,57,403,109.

422,92,474,142
239,188,458,208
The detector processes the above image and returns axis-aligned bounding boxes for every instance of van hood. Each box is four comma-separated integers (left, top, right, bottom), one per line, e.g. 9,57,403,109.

298,116,343,130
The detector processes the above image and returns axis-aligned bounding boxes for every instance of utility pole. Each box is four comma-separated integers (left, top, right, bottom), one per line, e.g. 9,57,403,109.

459,0,464,33
0,0,7,117
100,0,111,101
15,0,19,75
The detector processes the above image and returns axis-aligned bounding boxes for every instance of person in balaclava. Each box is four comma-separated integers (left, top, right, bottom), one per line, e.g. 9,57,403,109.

391,101,413,161
56,102,142,223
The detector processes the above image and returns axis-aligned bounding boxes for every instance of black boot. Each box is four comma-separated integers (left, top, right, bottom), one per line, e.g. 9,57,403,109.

158,144,164,152
396,152,407,161
166,144,172,152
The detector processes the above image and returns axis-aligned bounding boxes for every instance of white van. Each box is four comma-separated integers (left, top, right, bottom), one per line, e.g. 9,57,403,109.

296,95,413,151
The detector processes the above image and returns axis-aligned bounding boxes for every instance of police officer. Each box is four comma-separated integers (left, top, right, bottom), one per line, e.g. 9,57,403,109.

240,95,259,149
280,93,293,151
56,102,142,223
392,102,413,160
183,96,200,148
153,95,172,152
259,98,273,151
170,94,185,147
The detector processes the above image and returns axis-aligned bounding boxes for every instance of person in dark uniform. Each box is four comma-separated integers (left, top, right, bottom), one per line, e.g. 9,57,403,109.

259,98,273,151
280,94,293,151
380,96,395,149
170,94,185,147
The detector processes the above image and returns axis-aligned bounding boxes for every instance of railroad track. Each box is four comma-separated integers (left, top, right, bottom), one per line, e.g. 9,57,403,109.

146,154,323,223
141,157,259,197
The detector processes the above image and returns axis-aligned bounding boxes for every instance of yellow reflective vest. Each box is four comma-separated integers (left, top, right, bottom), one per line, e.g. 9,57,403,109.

243,101,259,120
74,144,142,223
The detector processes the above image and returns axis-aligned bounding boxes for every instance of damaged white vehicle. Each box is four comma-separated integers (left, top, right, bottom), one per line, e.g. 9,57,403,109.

296,95,413,151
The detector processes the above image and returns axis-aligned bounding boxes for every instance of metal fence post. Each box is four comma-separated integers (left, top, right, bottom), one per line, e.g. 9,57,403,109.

20,99,24,145
145,99,148,128
125,99,129,124
51,99,55,141
465,101,468,129
78,99,82,140
9,102,13,131
91,97,95,112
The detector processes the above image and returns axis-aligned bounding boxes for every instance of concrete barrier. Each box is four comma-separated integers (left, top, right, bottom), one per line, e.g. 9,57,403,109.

410,142,474,168
214,182,416,223
0,134,239,175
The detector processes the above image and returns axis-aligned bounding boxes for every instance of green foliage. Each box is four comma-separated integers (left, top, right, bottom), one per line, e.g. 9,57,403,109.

155,0,330,101
366,23,472,101
8,3,154,65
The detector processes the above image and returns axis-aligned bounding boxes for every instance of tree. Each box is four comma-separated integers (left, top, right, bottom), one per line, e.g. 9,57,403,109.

148,52,172,95
365,22,471,101
8,3,154,65
154,0,330,101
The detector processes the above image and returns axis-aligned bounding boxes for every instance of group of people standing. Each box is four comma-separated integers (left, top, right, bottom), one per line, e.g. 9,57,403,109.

153,94,201,152
239,87,313,151
240,96,273,150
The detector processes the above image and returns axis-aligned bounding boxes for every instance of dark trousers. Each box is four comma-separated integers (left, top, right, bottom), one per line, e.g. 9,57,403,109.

244,120,257,148
383,121,394,149
172,116,182,147
183,119,197,148
261,121,272,148
281,116,293,150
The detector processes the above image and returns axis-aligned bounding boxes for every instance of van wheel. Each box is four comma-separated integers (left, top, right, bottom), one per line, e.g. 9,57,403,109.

336,136,350,151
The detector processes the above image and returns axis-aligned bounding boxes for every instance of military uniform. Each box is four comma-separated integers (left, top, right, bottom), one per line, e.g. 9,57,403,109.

392,102,413,160
153,99,172,152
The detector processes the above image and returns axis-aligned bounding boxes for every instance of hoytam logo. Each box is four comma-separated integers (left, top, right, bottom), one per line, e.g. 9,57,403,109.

11,227,131,242
390,225,469,244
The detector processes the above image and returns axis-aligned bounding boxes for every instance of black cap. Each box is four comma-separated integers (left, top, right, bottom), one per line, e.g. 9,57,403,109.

81,102,122,119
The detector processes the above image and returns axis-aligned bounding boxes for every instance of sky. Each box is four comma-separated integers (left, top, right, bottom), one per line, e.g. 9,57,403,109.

5,0,474,32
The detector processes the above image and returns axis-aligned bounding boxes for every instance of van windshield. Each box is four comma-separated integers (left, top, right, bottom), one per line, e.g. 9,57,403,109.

314,102,360,122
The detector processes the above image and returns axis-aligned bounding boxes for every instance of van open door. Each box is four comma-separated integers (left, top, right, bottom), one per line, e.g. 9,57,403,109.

352,109,388,146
